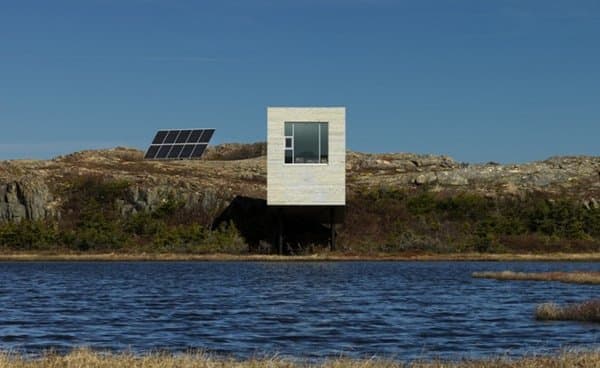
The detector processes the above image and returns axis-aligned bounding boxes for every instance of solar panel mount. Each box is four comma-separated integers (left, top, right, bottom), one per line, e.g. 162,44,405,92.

144,128,215,160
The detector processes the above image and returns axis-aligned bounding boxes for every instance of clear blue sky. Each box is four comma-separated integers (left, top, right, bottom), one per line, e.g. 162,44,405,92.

1,0,598,163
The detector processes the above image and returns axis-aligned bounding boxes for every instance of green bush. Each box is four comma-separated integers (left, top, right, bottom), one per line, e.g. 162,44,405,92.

407,192,437,215
0,220,59,251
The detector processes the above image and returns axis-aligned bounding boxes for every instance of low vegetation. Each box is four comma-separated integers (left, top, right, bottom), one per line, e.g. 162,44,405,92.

472,271,600,284
0,175,599,255
0,175,246,254
536,300,600,323
341,187,600,254
0,349,599,368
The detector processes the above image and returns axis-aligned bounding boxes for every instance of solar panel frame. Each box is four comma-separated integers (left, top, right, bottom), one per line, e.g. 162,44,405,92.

144,128,215,160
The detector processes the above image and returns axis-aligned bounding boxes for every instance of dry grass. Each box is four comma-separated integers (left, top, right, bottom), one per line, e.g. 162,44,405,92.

0,349,599,368
472,271,600,284
536,300,600,322
3,252,600,262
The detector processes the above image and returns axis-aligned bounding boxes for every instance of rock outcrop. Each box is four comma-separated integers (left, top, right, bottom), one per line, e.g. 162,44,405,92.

0,177,55,221
0,144,598,222
346,152,600,198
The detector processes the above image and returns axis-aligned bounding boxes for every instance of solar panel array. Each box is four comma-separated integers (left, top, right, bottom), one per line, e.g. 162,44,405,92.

144,129,215,160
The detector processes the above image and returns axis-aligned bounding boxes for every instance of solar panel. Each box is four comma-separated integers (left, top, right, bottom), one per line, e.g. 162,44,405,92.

199,129,214,143
144,145,160,159
180,144,195,159
156,145,172,159
176,130,192,143
168,145,184,158
191,144,207,158
188,129,204,143
144,128,215,160
164,131,179,144
152,131,168,144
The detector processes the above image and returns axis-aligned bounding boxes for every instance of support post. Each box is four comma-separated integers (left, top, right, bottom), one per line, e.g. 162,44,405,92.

330,207,336,251
278,209,283,255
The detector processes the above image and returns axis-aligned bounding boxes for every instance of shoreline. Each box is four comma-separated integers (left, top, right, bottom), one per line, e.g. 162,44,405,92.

1,252,600,262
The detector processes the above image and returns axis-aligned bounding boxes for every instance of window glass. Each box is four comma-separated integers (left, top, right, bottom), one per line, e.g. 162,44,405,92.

293,123,319,163
320,123,328,163
283,122,328,164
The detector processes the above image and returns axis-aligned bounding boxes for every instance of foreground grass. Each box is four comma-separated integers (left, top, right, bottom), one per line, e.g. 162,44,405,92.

1,349,600,368
536,300,600,323
3,252,600,262
472,271,600,284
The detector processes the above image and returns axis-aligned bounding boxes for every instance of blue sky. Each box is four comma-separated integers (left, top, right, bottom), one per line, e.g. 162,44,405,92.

1,0,598,163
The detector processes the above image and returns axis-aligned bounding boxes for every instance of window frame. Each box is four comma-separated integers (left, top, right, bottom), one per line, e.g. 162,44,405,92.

284,124,294,164
284,122,329,165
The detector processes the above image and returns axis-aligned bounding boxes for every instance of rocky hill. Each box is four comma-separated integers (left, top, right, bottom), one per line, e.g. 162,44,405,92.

0,143,599,223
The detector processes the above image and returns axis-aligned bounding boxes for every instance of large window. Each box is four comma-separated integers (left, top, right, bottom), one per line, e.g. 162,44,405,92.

284,122,328,164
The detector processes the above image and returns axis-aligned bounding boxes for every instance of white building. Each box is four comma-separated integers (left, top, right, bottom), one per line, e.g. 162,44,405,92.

267,107,346,206
266,107,346,252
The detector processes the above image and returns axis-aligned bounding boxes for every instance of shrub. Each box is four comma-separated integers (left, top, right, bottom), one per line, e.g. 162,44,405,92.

0,220,59,251
340,187,600,254
406,192,437,215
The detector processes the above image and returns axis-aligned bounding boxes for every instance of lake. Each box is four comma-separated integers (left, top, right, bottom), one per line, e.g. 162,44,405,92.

0,261,598,360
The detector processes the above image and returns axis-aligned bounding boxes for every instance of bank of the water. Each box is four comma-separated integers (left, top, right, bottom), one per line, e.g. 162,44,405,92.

1,349,599,368
1,252,600,262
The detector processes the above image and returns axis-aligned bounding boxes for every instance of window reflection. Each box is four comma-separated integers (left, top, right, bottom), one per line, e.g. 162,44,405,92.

284,122,328,164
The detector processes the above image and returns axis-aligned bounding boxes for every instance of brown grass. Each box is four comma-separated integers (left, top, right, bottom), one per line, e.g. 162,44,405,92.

536,300,600,322
0,349,599,368
2,252,600,262
472,271,600,284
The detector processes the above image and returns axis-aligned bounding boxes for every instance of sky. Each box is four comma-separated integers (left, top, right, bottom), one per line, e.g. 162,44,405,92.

0,0,598,163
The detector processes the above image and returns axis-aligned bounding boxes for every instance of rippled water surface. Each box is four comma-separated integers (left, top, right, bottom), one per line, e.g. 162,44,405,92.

0,261,598,359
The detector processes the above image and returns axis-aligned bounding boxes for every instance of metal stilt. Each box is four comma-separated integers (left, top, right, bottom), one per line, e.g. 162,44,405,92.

330,207,336,251
278,209,283,255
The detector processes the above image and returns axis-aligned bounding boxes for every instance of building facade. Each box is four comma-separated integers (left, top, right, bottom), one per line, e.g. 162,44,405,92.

267,107,346,207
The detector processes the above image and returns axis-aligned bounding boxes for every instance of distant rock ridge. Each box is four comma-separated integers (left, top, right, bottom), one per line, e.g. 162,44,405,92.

0,143,598,222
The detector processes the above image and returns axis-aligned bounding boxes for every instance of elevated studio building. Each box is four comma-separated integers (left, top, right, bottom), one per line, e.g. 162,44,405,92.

267,107,346,253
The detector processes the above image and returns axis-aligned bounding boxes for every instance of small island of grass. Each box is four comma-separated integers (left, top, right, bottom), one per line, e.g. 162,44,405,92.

536,300,600,323
472,271,600,285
